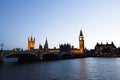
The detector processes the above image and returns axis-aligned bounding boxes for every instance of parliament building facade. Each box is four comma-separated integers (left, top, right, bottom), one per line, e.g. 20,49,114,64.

27,30,85,54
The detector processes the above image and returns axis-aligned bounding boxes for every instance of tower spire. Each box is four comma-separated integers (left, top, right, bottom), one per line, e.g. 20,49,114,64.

44,38,48,51
31,36,33,40
45,38,48,45
79,30,84,40
80,30,83,36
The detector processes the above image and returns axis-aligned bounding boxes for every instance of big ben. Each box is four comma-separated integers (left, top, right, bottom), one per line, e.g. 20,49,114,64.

79,30,84,54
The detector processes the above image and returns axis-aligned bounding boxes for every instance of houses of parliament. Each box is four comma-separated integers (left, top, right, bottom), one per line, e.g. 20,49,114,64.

28,30,85,54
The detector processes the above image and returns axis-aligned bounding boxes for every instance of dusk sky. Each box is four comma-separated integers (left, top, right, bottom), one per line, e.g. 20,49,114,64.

1,0,120,50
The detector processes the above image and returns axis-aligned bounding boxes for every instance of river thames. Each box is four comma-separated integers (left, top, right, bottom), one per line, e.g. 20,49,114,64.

0,58,120,80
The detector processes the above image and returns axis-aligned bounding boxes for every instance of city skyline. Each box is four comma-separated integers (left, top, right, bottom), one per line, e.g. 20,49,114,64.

1,0,120,50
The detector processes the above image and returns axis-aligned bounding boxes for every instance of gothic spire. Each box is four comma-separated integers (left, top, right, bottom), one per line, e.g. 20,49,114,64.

44,38,48,50
31,36,33,40
80,30,83,36
45,38,48,45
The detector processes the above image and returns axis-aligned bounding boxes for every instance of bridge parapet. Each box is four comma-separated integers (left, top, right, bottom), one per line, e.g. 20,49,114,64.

40,52,59,56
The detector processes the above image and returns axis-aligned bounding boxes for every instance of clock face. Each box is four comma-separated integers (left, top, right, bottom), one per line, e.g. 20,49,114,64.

79,36,84,40
80,36,83,38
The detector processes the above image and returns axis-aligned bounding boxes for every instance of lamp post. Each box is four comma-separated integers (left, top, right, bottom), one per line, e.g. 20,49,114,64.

0,43,3,64
0,43,4,51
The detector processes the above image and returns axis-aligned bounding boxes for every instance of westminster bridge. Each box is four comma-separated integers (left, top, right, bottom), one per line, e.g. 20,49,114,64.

0,50,84,63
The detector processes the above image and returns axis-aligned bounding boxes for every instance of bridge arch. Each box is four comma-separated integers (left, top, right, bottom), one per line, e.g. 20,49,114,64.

60,52,73,59
73,54,81,58
4,52,39,62
42,52,60,61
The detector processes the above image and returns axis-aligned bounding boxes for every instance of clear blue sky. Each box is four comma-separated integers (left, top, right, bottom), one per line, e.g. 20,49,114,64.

0,0,120,50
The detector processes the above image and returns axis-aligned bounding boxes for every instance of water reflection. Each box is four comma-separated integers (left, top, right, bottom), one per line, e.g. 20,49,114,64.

3,58,18,63
79,58,87,79
1,58,120,80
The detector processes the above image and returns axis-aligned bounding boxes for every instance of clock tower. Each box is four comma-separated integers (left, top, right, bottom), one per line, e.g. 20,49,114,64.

79,30,84,54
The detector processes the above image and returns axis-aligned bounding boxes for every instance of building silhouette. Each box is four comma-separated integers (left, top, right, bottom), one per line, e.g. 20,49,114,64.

95,42,116,56
60,43,71,52
27,30,85,54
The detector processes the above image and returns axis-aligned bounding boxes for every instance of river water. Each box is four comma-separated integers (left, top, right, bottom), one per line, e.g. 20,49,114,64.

0,58,120,80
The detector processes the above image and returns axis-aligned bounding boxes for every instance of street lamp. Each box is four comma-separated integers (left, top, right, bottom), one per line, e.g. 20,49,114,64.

0,43,4,51
0,43,3,64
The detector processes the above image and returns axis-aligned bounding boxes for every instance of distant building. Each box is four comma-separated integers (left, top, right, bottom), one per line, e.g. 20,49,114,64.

13,48,21,51
60,44,71,52
95,42,116,56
